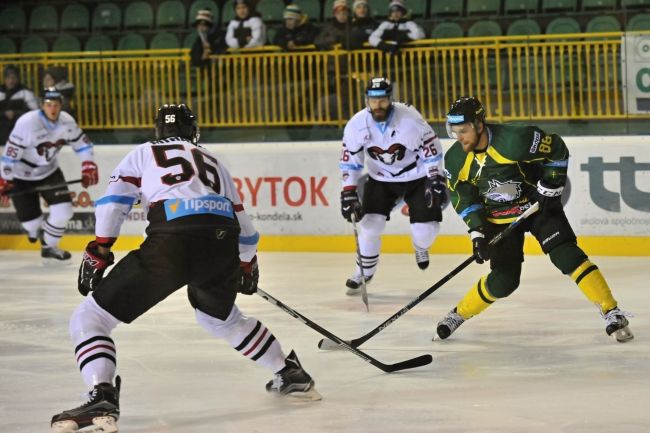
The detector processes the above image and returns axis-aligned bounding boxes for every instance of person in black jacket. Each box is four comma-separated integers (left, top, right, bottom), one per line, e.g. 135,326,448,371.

0,65,38,145
350,0,378,49
315,0,352,50
190,9,226,68
369,0,424,55
273,4,318,51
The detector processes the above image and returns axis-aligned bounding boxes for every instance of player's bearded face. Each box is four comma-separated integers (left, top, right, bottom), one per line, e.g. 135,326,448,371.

451,123,481,152
367,97,391,121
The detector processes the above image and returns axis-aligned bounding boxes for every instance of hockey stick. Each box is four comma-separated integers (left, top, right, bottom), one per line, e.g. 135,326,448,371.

7,179,83,197
318,202,540,350
256,288,433,373
351,214,369,311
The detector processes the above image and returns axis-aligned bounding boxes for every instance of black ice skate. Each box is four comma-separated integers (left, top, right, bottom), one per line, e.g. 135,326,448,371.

435,307,466,340
415,249,429,270
51,376,121,433
41,245,72,261
266,350,321,401
345,273,373,296
602,307,634,342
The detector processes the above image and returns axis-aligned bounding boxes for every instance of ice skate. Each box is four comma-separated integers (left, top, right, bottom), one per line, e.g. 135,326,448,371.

345,272,373,296
266,350,321,401
42,245,72,262
602,307,634,342
435,307,466,340
415,249,429,270
51,376,120,433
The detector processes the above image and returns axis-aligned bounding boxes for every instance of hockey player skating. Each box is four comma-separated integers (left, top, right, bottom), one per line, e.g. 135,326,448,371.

50,104,320,433
339,77,446,295
436,96,633,343
0,87,99,261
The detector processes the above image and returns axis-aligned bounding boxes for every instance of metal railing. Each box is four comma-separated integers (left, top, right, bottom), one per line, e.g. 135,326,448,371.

1,32,648,130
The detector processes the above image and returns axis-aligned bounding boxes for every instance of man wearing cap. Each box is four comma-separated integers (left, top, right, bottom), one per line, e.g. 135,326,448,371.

369,0,424,55
315,0,352,50
350,0,378,49
273,4,318,51
226,0,266,49
0,88,99,261
190,9,226,67
0,65,39,145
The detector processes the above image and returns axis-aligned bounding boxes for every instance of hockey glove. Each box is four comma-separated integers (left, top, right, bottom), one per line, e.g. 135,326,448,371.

0,178,15,196
535,180,564,215
340,188,363,223
238,256,259,295
81,161,99,188
471,230,490,264
424,175,447,209
78,241,115,296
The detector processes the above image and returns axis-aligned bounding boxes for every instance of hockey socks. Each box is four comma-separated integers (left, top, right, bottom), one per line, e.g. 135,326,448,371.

571,260,617,313
457,276,497,320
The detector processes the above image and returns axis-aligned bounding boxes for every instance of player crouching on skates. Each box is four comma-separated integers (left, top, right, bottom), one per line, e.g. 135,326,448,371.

0,88,99,261
51,104,319,433
339,77,446,295
436,96,633,343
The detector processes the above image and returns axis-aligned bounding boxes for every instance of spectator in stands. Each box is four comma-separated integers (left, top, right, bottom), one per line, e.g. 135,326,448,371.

190,9,226,68
0,65,38,145
226,0,266,49
273,4,318,51
42,66,75,118
350,0,378,49
315,0,352,50
369,0,424,55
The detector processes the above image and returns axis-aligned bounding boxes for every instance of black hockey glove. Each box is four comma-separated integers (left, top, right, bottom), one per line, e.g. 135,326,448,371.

238,256,259,295
78,241,115,296
424,175,446,209
535,180,564,215
340,188,362,223
470,230,490,264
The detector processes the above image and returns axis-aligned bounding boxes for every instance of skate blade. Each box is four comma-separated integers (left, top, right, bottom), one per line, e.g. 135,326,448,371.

42,258,72,266
346,287,361,296
51,416,117,433
284,387,322,402
613,327,634,343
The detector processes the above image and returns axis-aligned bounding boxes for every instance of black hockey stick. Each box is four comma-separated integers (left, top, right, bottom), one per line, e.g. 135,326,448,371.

256,288,433,372
318,202,540,350
7,178,83,197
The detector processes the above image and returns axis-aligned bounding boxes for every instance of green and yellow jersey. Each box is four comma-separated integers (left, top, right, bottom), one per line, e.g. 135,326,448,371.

444,123,569,230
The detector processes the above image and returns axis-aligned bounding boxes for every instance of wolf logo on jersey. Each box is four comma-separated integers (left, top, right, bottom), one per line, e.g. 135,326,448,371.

485,179,523,202
367,143,406,165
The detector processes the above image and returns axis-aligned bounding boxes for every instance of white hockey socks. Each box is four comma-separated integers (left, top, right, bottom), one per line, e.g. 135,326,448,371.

42,202,73,248
21,215,44,240
69,297,121,387
355,213,386,277
195,306,286,373
410,221,440,251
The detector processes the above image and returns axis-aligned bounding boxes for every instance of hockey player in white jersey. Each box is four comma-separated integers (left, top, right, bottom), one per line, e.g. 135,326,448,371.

50,104,320,433
339,77,446,294
0,88,99,261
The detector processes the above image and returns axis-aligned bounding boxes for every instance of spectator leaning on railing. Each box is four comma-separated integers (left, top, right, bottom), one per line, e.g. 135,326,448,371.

0,65,38,145
315,0,353,50
190,9,226,68
369,0,424,55
226,0,267,49
350,0,378,49
273,4,318,51
42,66,76,118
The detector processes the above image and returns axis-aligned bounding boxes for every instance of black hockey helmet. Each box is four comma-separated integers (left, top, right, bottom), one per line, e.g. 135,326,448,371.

365,77,393,99
446,96,486,138
155,104,200,144
42,87,64,103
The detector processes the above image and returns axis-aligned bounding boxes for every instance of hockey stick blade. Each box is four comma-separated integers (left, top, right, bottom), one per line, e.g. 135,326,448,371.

318,202,540,351
257,288,432,373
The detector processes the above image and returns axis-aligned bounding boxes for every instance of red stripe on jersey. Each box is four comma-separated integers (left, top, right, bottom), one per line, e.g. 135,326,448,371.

424,136,437,145
76,344,115,362
243,328,268,356
233,203,244,212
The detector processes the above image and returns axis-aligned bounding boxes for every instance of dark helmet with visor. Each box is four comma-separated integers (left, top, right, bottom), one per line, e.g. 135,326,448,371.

42,87,64,104
445,96,486,139
155,104,200,145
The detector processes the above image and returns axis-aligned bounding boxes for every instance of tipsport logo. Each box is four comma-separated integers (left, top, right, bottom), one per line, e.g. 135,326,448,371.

580,157,650,212
164,196,234,221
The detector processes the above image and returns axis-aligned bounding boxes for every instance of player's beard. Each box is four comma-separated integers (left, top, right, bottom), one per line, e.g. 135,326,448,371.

371,108,389,122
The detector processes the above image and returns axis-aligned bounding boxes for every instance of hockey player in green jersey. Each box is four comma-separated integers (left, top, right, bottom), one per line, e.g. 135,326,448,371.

435,96,633,343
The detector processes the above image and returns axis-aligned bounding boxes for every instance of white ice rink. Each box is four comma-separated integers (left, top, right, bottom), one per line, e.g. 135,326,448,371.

1,250,648,433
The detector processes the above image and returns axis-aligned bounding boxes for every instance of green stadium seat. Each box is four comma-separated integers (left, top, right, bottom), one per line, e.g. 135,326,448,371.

85,34,114,51
29,5,58,32
258,0,286,23
188,0,219,26
430,2,463,16
622,0,650,8
323,0,335,19
408,0,428,18
266,27,277,44
546,17,581,34
61,4,90,31
93,3,122,30
222,2,236,24
507,18,542,35
150,32,180,49
369,0,388,17
0,36,16,54
21,35,48,53
627,13,650,30
431,22,463,39
297,0,322,21
0,6,27,33
467,0,501,15
117,33,147,50
157,0,186,28
52,34,82,52
582,0,617,10
468,20,502,37
542,0,578,12
124,2,154,29
183,32,197,48
504,0,538,14
586,15,621,33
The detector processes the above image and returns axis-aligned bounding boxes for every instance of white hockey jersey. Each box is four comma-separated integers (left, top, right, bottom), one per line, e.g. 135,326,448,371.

95,137,258,262
1,109,94,181
339,102,443,189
